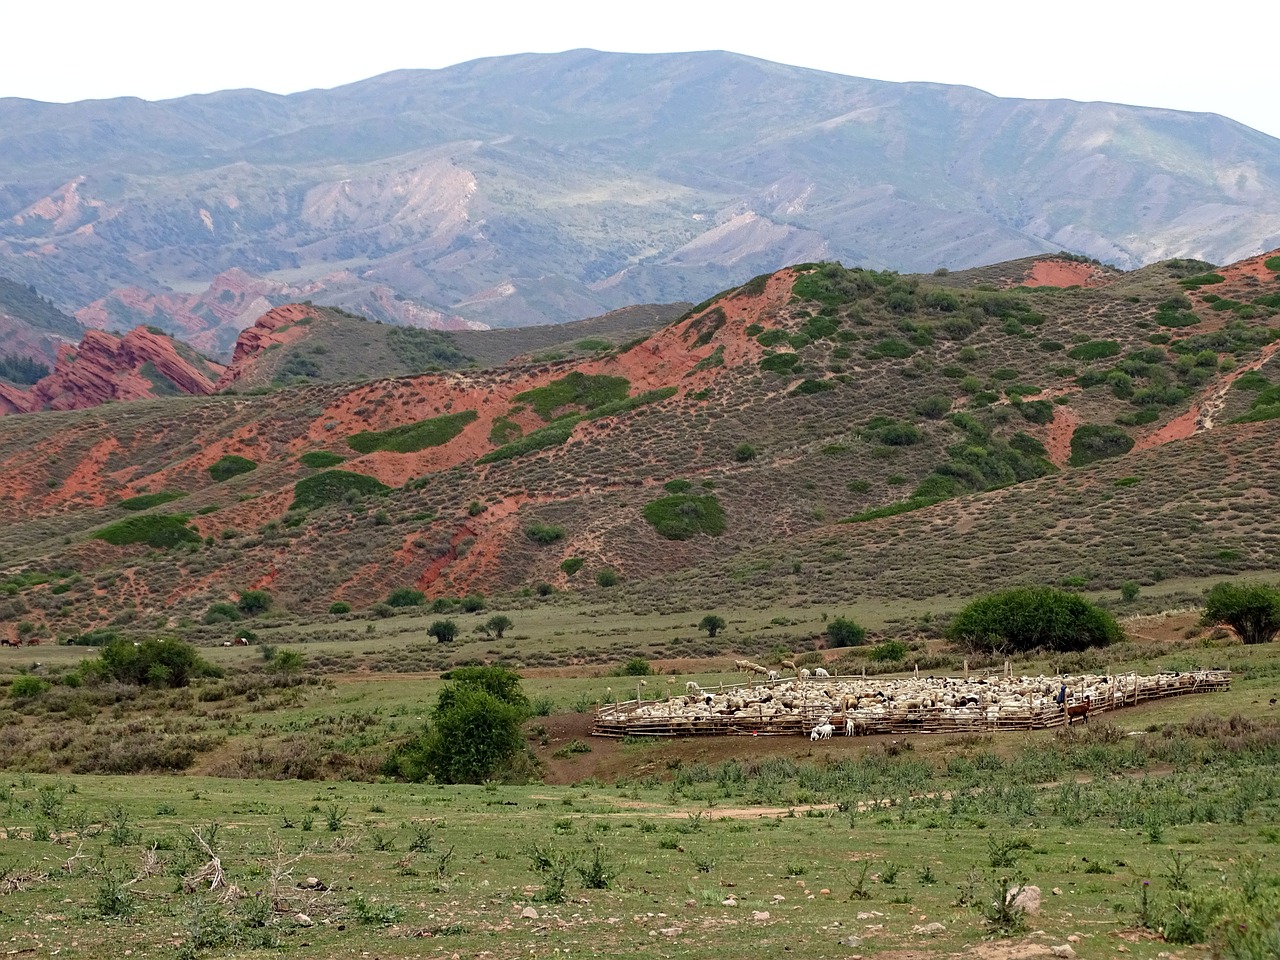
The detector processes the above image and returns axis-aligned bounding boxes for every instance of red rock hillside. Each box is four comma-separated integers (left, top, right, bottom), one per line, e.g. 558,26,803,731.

0,327,225,415
214,304,320,390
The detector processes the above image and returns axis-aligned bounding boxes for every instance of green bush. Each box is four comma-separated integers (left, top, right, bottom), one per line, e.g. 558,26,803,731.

525,522,565,545
347,410,478,454
1069,424,1134,466
698,614,726,638
208,455,257,483
1178,273,1225,289
560,557,584,576
428,619,458,643
78,638,220,688
203,602,241,624
299,451,345,468
618,657,653,676
94,515,199,548
292,470,391,510
642,494,726,540
827,617,867,648
947,587,1122,653
237,590,271,615
733,443,757,462
10,675,50,698
759,352,802,374
118,491,186,511
328,601,352,614
387,587,426,608
1067,340,1121,362
1200,582,1280,645
791,378,835,395
868,641,908,662
595,569,620,588
514,372,631,421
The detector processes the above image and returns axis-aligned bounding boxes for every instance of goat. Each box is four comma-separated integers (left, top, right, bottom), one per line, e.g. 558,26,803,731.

810,722,834,741
1066,697,1091,725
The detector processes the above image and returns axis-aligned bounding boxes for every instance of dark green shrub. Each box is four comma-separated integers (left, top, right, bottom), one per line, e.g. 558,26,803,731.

525,522,565,545
10,675,50,698
618,657,653,676
914,395,951,420
827,617,867,648
292,470,391,510
698,614,726,638
328,601,352,614
1069,424,1134,466
1067,340,1121,362
428,619,458,643
642,494,726,540
78,638,220,688
595,569,620,587
460,593,486,612
347,410,478,454
118,491,186,511
299,451,345,468
203,602,241,624
208,455,257,483
560,557,584,576
946,587,1122,653
868,641,908,662
387,588,426,608
95,515,199,549
1200,582,1280,645
759,352,801,374
514,372,631,421
237,590,272,615
733,443,757,462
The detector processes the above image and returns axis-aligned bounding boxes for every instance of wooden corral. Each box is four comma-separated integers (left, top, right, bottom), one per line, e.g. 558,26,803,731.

591,669,1232,738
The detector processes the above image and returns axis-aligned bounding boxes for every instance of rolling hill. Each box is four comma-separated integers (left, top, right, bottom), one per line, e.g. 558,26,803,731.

2,50,1279,342
0,247,1277,643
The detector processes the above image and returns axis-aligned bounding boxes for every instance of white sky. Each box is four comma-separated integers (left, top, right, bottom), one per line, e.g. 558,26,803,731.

5,0,1277,139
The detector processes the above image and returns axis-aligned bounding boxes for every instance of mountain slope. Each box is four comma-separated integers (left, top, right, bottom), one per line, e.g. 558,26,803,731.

0,249,1277,641
2,50,1279,339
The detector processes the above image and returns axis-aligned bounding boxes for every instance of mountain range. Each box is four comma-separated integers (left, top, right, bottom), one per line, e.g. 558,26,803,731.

3,50,1279,348
1,248,1277,642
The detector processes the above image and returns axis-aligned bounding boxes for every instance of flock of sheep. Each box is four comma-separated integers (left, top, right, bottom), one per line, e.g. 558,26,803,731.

593,667,1231,738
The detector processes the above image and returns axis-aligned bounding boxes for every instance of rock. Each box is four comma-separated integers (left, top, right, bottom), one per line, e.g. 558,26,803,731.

752,911,770,921
1052,887,1063,896
521,906,538,919
856,911,883,920
720,897,737,907
1067,935,1082,943
839,936,862,948
294,913,313,927
911,922,947,935
684,899,696,907
1008,884,1041,917
1051,946,1076,958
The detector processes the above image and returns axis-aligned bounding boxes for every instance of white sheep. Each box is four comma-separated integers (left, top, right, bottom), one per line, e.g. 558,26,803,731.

767,670,779,682
844,716,856,736
814,667,830,678
686,681,701,694
799,668,812,679
810,722,834,740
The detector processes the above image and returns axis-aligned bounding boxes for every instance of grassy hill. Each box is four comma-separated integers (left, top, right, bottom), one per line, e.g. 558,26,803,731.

0,251,1277,643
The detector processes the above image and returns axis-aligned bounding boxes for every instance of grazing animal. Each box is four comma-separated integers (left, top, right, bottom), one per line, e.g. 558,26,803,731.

1066,697,1091,725
810,722,834,741
686,681,701,694
813,667,830,678
767,670,780,682
799,668,812,680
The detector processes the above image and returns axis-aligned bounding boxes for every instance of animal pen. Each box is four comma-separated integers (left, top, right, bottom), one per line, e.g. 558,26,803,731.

591,669,1232,738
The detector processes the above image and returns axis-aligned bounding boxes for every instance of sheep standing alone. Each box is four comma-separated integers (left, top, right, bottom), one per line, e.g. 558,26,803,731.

813,667,830,678
810,722,834,740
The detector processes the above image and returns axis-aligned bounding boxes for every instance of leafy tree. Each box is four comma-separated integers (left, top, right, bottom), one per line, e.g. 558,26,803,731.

208,455,257,483
272,649,304,675
384,666,530,784
237,590,272,615
618,657,653,676
387,587,426,608
460,593,486,613
827,616,867,648
1200,582,1280,645
1120,581,1140,602
698,614,726,638
80,638,220,688
203,602,241,625
947,586,1122,653
485,615,513,639
428,619,458,643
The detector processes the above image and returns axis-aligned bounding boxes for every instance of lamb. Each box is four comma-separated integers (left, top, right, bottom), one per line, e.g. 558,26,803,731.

810,722,834,740
799,668,812,680
686,681,702,694
767,670,780,682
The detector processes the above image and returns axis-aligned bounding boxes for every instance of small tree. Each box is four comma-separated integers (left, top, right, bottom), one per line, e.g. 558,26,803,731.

237,590,272,616
272,649,304,675
485,615,513,639
328,601,351,615
827,616,867,648
428,619,458,644
595,569,619,587
1201,582,1280,645
698,614,726,638
947,586,1122,653
1120,581,1140,602
387,587,426,608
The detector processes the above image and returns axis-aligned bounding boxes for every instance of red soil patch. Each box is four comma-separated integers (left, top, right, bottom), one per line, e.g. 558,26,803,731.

54,437,122,507
1214,248,1280,285
1020,259,1110,288
1041,400,1081,468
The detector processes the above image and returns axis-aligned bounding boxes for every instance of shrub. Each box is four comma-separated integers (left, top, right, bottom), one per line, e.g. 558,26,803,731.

347,410,478,454
868,641,908,662
118,491,186,511
618,657,653,676
733,443,757,462
208,455,257,482
698,614,726,638
10,675,50,698
1200,582,1280,645
1120,581,1140,602
1067,340,1121,362
560,557,584,576
292,470,391,510
203,602,241,624
947,587,1122,653
460,593,486,612
525,522,566,545
1069,424,1135,466
827,617,867,648
428,619,458,643
94,515,199,548
237,590,272,615
514,372,631,421
78,638,220,688
595,569,620,588
914,395,951,420
328,601,351,614
387,587,426,608
299,451,345,468
642,494,726,540
484,615,513,639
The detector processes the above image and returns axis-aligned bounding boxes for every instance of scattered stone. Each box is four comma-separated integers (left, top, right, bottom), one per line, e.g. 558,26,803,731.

1068,935,1082,943
772,895,786,903
839,936,862,948
685,899,696,907
1052,887,1063,896
294,913,313,927
521,907,539,920
819,888,830,895
1051,946,1076,959
911,922,947,935
856,911,884,920
752,911,770,921
1008,884,1042,917
721,897,737,907
1117,947,1129,953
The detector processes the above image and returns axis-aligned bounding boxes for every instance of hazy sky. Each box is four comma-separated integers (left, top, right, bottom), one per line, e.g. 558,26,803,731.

6,0,1276,139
